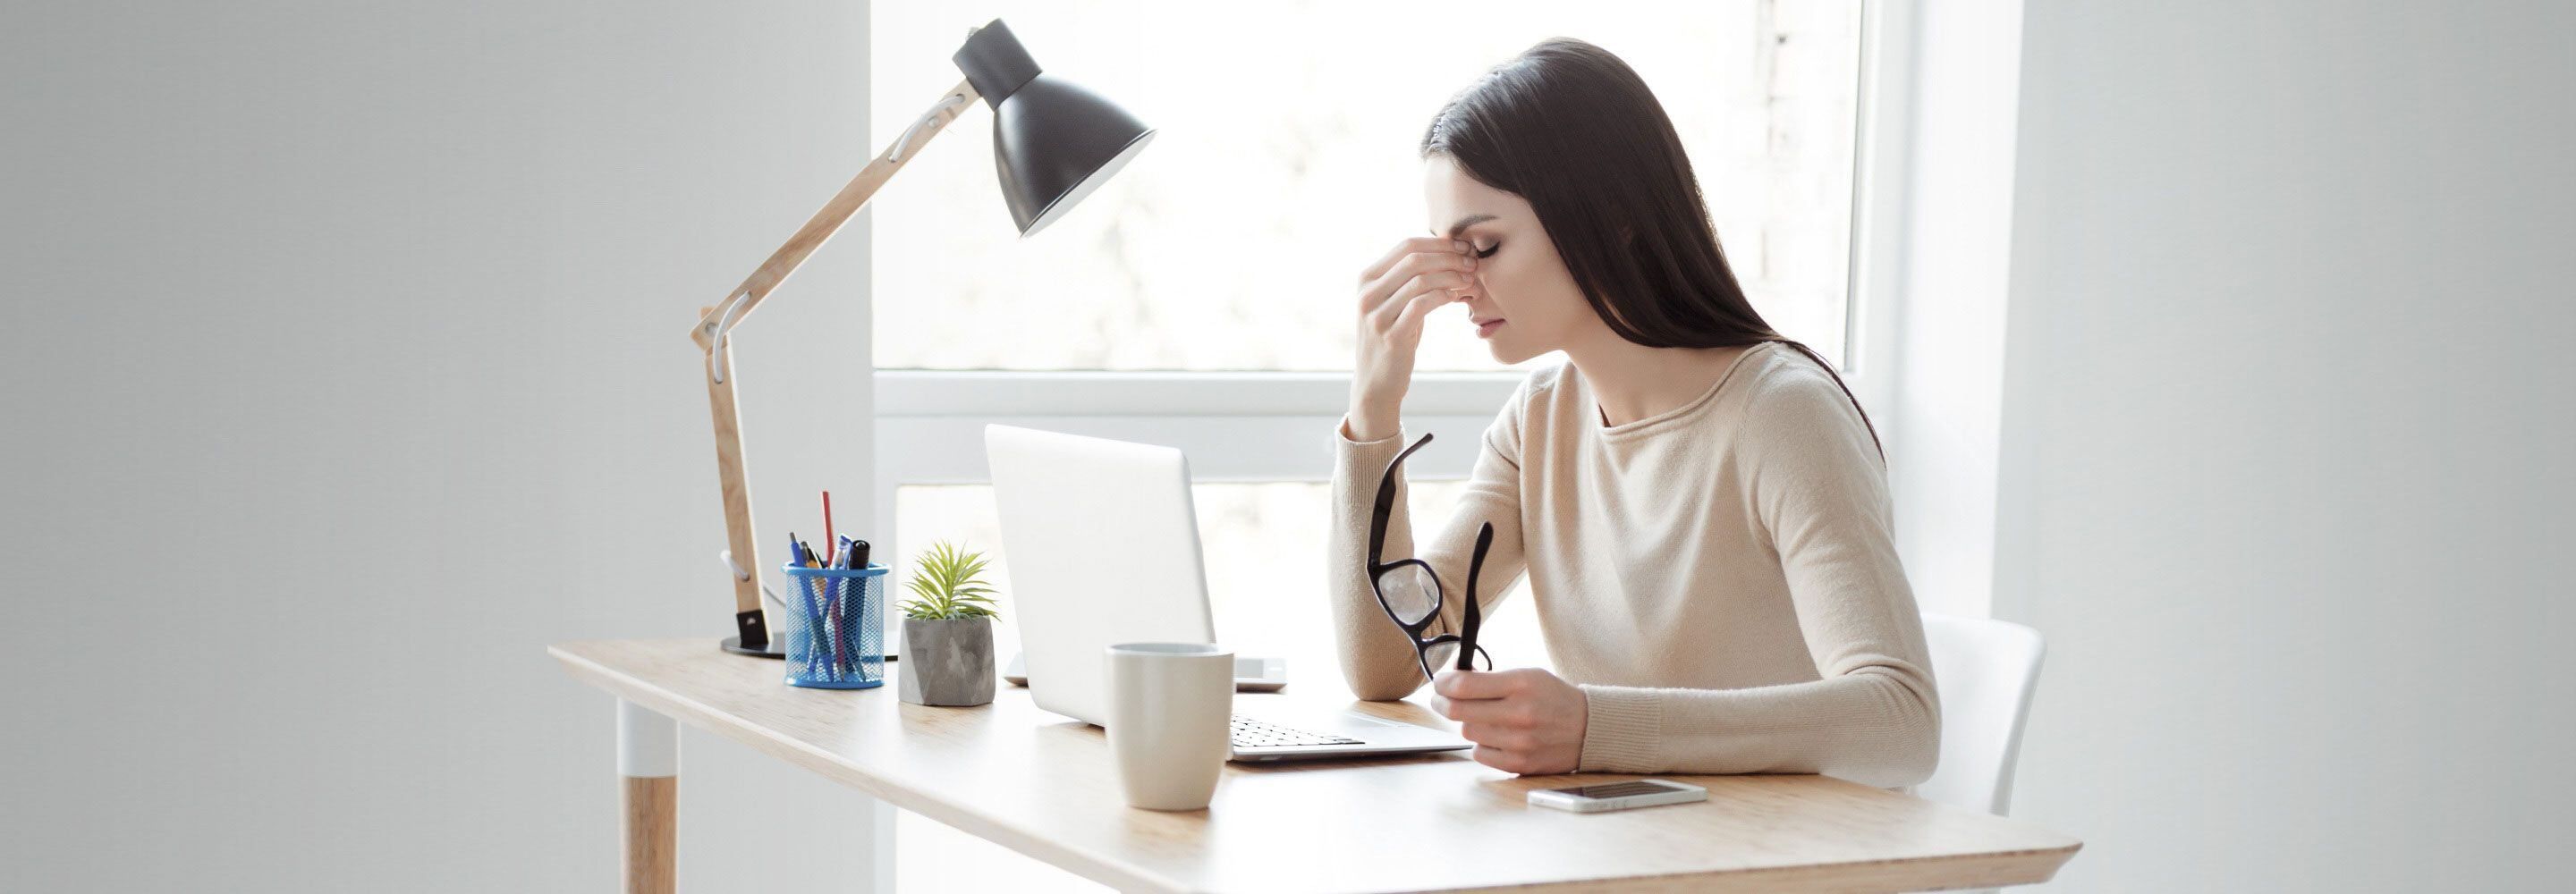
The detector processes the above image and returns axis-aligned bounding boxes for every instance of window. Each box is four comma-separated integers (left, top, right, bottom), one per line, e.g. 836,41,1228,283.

869,0,1866,372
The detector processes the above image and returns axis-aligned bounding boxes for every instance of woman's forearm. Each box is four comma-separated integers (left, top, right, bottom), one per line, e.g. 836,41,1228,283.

1328,418,1442,699
1578,666,1941,789
1343,400,1400,444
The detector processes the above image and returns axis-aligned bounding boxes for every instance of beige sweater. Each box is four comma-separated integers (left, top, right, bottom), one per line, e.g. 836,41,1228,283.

1327,342,1940,789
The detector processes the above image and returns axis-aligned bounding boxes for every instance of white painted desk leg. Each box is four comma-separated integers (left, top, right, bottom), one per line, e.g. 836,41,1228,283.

618,700,678,894
858,797,896,893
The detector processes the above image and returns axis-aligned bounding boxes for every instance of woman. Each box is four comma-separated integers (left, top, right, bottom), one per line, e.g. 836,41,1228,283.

1328,38,1938,789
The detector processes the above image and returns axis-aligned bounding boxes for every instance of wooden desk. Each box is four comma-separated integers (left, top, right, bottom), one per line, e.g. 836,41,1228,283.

553,639,2080,893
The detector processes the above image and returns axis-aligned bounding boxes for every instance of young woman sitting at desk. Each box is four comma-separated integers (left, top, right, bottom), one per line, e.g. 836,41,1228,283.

1327,38,1939,789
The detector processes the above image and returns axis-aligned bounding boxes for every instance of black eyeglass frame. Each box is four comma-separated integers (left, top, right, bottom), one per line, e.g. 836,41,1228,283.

1365,433,1494,682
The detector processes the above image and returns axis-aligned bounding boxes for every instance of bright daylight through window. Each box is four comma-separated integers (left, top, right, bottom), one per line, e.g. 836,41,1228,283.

869,0,1864,372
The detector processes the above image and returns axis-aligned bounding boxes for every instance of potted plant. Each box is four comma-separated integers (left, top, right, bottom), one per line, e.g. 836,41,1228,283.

896,540,1001,706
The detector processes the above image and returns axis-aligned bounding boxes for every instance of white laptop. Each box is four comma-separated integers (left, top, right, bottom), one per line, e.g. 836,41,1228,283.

984,425,1473,762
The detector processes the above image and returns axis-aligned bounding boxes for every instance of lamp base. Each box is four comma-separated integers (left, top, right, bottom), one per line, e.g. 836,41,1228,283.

719,636,897,662
718,635,787,660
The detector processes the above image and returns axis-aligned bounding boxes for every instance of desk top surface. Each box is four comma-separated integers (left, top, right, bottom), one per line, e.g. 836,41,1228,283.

552,638,2079,894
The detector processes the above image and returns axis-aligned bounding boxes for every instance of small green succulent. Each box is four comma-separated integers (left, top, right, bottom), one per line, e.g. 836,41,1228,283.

898,540,1002,621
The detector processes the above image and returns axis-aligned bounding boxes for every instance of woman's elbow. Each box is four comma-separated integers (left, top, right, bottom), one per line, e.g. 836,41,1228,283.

1883,729,1942,789
1350,680,1421,702
1838,679,1942,789
1339,655,1426,702
1826,724,1938,789
1883,692,1945,788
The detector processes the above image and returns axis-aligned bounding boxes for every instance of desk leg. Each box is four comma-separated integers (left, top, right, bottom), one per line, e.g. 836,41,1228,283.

618,700,678,894
860,796,896,893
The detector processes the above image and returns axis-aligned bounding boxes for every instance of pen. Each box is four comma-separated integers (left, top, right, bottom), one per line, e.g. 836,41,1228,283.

851,539,870,662
832,536,856,679
797,540,837,675
790,532,823,677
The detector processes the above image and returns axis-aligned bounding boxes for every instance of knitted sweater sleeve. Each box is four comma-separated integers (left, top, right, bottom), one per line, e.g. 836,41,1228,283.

1574,372,1942,789
1325,378,1532,701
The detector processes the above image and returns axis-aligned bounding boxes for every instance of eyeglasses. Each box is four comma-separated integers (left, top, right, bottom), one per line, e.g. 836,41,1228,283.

1367,433,1493,682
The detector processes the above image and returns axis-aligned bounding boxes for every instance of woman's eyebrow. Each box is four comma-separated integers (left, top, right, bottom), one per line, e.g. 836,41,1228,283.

1428,214,1499,238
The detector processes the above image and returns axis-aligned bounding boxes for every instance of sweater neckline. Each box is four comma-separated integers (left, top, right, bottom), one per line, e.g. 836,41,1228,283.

1589,342,1776,441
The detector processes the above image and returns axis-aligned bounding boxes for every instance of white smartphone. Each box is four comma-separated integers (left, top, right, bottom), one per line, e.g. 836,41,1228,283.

1526,779,1708,814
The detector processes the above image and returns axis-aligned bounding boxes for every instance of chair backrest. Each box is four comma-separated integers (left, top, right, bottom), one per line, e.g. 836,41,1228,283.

1914,612,2046,816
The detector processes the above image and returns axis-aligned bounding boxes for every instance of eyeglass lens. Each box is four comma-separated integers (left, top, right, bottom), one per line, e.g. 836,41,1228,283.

1421,639,1460,671
1376,564,1439,625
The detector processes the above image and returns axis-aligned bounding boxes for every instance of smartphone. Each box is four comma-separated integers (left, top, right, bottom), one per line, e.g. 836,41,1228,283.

1526,779,1707,814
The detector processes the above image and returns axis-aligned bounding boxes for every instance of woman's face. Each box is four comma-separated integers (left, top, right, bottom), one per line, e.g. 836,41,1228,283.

1422,154,1606,365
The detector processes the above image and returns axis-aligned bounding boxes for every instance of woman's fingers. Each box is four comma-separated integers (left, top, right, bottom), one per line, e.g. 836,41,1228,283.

1361,236,1474,286
1439,695,1503,724
1370,270,1472,332
1470,745,1537,775
1360,254,1472,316
1387,282,1457,337
1461,723,1539,754
1360,245,1477,316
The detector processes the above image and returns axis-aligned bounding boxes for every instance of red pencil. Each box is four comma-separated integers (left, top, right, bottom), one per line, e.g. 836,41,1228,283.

821,490,836,565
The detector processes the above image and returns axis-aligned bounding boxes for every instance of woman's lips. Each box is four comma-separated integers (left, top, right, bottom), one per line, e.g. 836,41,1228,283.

1473,317,1505,338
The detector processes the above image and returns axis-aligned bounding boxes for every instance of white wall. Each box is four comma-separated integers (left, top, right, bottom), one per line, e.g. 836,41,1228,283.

1,3,881,890
1993,2,2576,890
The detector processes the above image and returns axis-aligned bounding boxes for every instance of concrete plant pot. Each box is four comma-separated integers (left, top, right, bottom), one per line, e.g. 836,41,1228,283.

900,617,996,707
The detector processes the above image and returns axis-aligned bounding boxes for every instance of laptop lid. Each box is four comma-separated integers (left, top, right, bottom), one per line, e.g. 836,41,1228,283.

984,425,1217,726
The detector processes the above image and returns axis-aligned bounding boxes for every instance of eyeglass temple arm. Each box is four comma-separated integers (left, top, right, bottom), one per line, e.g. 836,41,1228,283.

1367,468,1397,564
1458,522,1493,670
1368,433,1436,562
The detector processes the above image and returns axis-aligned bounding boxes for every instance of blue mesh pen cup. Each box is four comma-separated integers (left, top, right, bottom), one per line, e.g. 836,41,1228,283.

778,562,889,689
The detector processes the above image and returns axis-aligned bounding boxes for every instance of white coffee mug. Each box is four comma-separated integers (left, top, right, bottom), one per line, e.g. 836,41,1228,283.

1105,642,1233,811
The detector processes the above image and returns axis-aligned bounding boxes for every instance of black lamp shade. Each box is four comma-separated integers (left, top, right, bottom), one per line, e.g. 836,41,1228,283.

953,20,1157,238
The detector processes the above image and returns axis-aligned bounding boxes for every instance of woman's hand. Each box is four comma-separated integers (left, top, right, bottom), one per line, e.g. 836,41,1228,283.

1429,668,1589,775
1349,236,1479,442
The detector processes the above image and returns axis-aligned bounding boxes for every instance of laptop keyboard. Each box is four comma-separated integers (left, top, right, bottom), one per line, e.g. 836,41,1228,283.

1231,715,1365,749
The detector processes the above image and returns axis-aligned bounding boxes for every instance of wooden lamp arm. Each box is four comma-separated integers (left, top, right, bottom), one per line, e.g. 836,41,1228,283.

699,77,984,650
692,77,982,353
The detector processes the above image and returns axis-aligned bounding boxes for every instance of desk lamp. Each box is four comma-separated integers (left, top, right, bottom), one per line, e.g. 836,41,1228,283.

699,19,1155,657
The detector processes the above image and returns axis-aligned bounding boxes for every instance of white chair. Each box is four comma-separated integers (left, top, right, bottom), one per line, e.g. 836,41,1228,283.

1914,612,2046,817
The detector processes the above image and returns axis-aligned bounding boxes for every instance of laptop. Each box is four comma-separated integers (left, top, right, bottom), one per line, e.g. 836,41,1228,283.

984,425,1473,762
1003,650,1286,692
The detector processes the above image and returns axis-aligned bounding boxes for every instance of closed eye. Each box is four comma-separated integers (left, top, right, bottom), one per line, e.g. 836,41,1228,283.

1474,242,1500,258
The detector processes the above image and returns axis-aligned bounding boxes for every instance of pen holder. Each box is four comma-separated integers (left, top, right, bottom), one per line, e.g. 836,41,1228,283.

777,562,889,689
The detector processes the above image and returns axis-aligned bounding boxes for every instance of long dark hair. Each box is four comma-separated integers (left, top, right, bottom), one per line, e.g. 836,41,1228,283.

1420,38,1882,462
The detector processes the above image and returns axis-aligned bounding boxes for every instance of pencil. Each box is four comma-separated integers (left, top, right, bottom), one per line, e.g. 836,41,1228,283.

822,490,836,565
